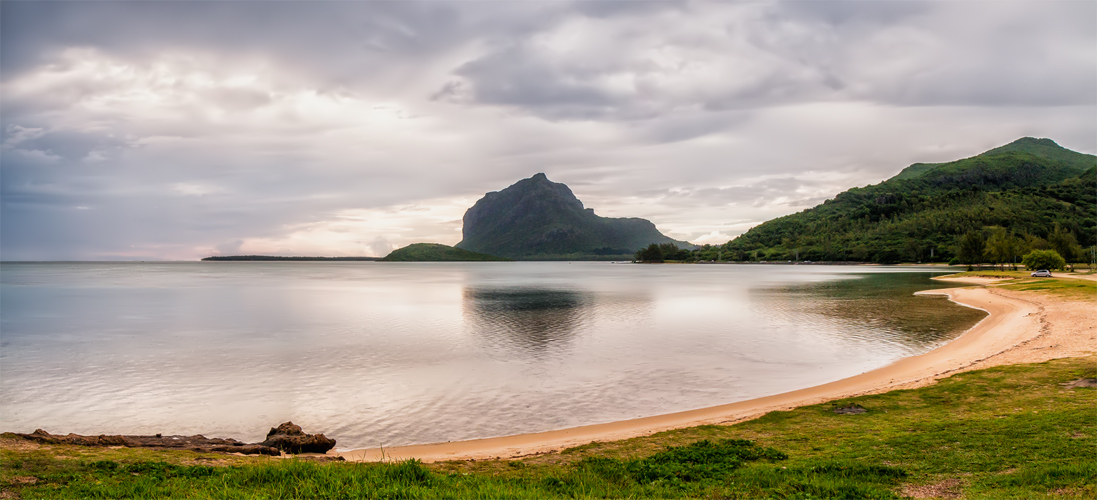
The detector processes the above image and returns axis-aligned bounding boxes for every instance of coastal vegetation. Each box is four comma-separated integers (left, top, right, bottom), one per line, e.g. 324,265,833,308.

4,357,1093,499
635,242,694,263
378,243,511,262
683,138,1095,265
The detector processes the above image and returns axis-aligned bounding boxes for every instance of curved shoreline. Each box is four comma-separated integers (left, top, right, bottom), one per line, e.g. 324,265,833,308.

338,282,1044,463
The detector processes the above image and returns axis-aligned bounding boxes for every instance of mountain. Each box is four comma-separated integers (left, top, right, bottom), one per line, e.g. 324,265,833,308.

716,138,1096,263
455,173,691,260
379,243,511,262
889,137,1095,182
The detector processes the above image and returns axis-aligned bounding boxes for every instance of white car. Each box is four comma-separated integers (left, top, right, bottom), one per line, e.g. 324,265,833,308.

1031,270,1053,277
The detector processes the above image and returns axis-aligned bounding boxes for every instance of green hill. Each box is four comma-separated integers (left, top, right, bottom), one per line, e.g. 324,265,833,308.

713,138,1096,263
379,243,511,262
456,173,692,260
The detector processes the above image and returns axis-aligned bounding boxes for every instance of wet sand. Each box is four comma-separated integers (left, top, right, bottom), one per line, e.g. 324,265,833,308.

338,276,1097,463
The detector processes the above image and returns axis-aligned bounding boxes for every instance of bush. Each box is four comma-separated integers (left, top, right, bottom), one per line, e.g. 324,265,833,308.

1022,249,1066,271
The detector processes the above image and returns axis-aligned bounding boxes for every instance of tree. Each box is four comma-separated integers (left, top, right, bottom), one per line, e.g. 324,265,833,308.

985,228,1021,270
957,231,986,271
1047,224,1079,267
1022,249,1066,271
635,243,664,263
984,228,1008,270
658,242,690,261
874,248,902,264
903,238,924,262
1022,234,1050,253
1004,232,1023,270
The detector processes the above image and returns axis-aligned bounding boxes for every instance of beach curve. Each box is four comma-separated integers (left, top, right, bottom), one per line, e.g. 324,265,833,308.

338,282,1043,463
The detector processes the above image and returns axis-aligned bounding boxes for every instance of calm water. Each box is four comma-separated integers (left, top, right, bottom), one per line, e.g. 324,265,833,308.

0,262,984,450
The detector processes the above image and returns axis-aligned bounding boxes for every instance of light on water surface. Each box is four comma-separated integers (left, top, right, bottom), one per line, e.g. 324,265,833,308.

0,262,984,449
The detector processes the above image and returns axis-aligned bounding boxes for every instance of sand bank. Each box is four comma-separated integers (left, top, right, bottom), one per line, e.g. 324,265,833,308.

338,283,1088,463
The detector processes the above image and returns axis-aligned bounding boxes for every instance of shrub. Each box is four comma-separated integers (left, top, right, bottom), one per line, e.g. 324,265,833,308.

1022,249,1066,271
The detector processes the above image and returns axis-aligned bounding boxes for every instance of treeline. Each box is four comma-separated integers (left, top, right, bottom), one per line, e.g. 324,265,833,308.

955,224,1087,271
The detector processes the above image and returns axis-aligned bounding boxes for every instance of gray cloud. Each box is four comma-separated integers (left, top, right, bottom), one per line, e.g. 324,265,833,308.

637,176,833,210
445,1,1095,119
1,0,1094,260
776,0,932,26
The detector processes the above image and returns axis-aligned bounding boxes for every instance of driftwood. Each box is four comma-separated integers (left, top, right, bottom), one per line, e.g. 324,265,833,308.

12,421,335,455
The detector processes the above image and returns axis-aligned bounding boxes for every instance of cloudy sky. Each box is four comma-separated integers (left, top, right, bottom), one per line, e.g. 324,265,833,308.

2,0,1094,260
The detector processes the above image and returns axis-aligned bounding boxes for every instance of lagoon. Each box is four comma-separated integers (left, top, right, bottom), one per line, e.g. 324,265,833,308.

0,262,984,450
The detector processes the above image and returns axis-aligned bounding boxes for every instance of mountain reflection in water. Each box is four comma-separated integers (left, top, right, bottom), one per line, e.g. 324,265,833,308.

462,288,592,354
751,273,986,348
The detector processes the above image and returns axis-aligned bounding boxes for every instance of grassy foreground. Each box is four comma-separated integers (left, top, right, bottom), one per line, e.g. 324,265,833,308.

3,358,1094,499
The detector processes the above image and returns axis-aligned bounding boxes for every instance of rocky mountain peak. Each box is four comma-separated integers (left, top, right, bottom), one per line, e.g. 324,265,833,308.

456,174,690,260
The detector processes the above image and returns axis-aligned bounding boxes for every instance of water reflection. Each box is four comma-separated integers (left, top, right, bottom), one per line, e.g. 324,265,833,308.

1,263,988,449
462,287,590,354
751,272,987,349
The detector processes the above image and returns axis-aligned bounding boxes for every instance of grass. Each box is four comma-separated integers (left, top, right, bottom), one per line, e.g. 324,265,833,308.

940,270,1096,300
3,357,1094,499
997,278,1096,299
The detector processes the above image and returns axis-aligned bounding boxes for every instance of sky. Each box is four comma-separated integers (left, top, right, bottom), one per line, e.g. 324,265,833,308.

2,0,1094,261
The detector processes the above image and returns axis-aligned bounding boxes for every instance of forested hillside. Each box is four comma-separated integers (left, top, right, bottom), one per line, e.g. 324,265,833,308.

696,138,1095,264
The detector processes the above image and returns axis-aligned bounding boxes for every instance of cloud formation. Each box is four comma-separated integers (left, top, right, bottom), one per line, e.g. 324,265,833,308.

2,0,1094,260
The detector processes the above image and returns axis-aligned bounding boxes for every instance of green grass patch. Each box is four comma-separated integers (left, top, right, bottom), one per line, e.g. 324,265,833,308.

939,270,1097,300
997,278,1096,298
941,269,1046,280
4,358,1095,499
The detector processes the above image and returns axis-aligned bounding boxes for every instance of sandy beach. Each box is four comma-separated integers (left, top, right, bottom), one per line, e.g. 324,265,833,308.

338,275,1095,463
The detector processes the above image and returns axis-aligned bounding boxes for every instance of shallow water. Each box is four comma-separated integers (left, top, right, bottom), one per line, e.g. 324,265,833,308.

0,262,984,450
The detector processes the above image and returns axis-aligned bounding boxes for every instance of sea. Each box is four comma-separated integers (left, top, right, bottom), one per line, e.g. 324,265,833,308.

0,262,985,450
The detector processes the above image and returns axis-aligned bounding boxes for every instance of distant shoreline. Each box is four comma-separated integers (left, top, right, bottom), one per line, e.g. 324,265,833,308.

199,257,957,265
201,256,381,261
